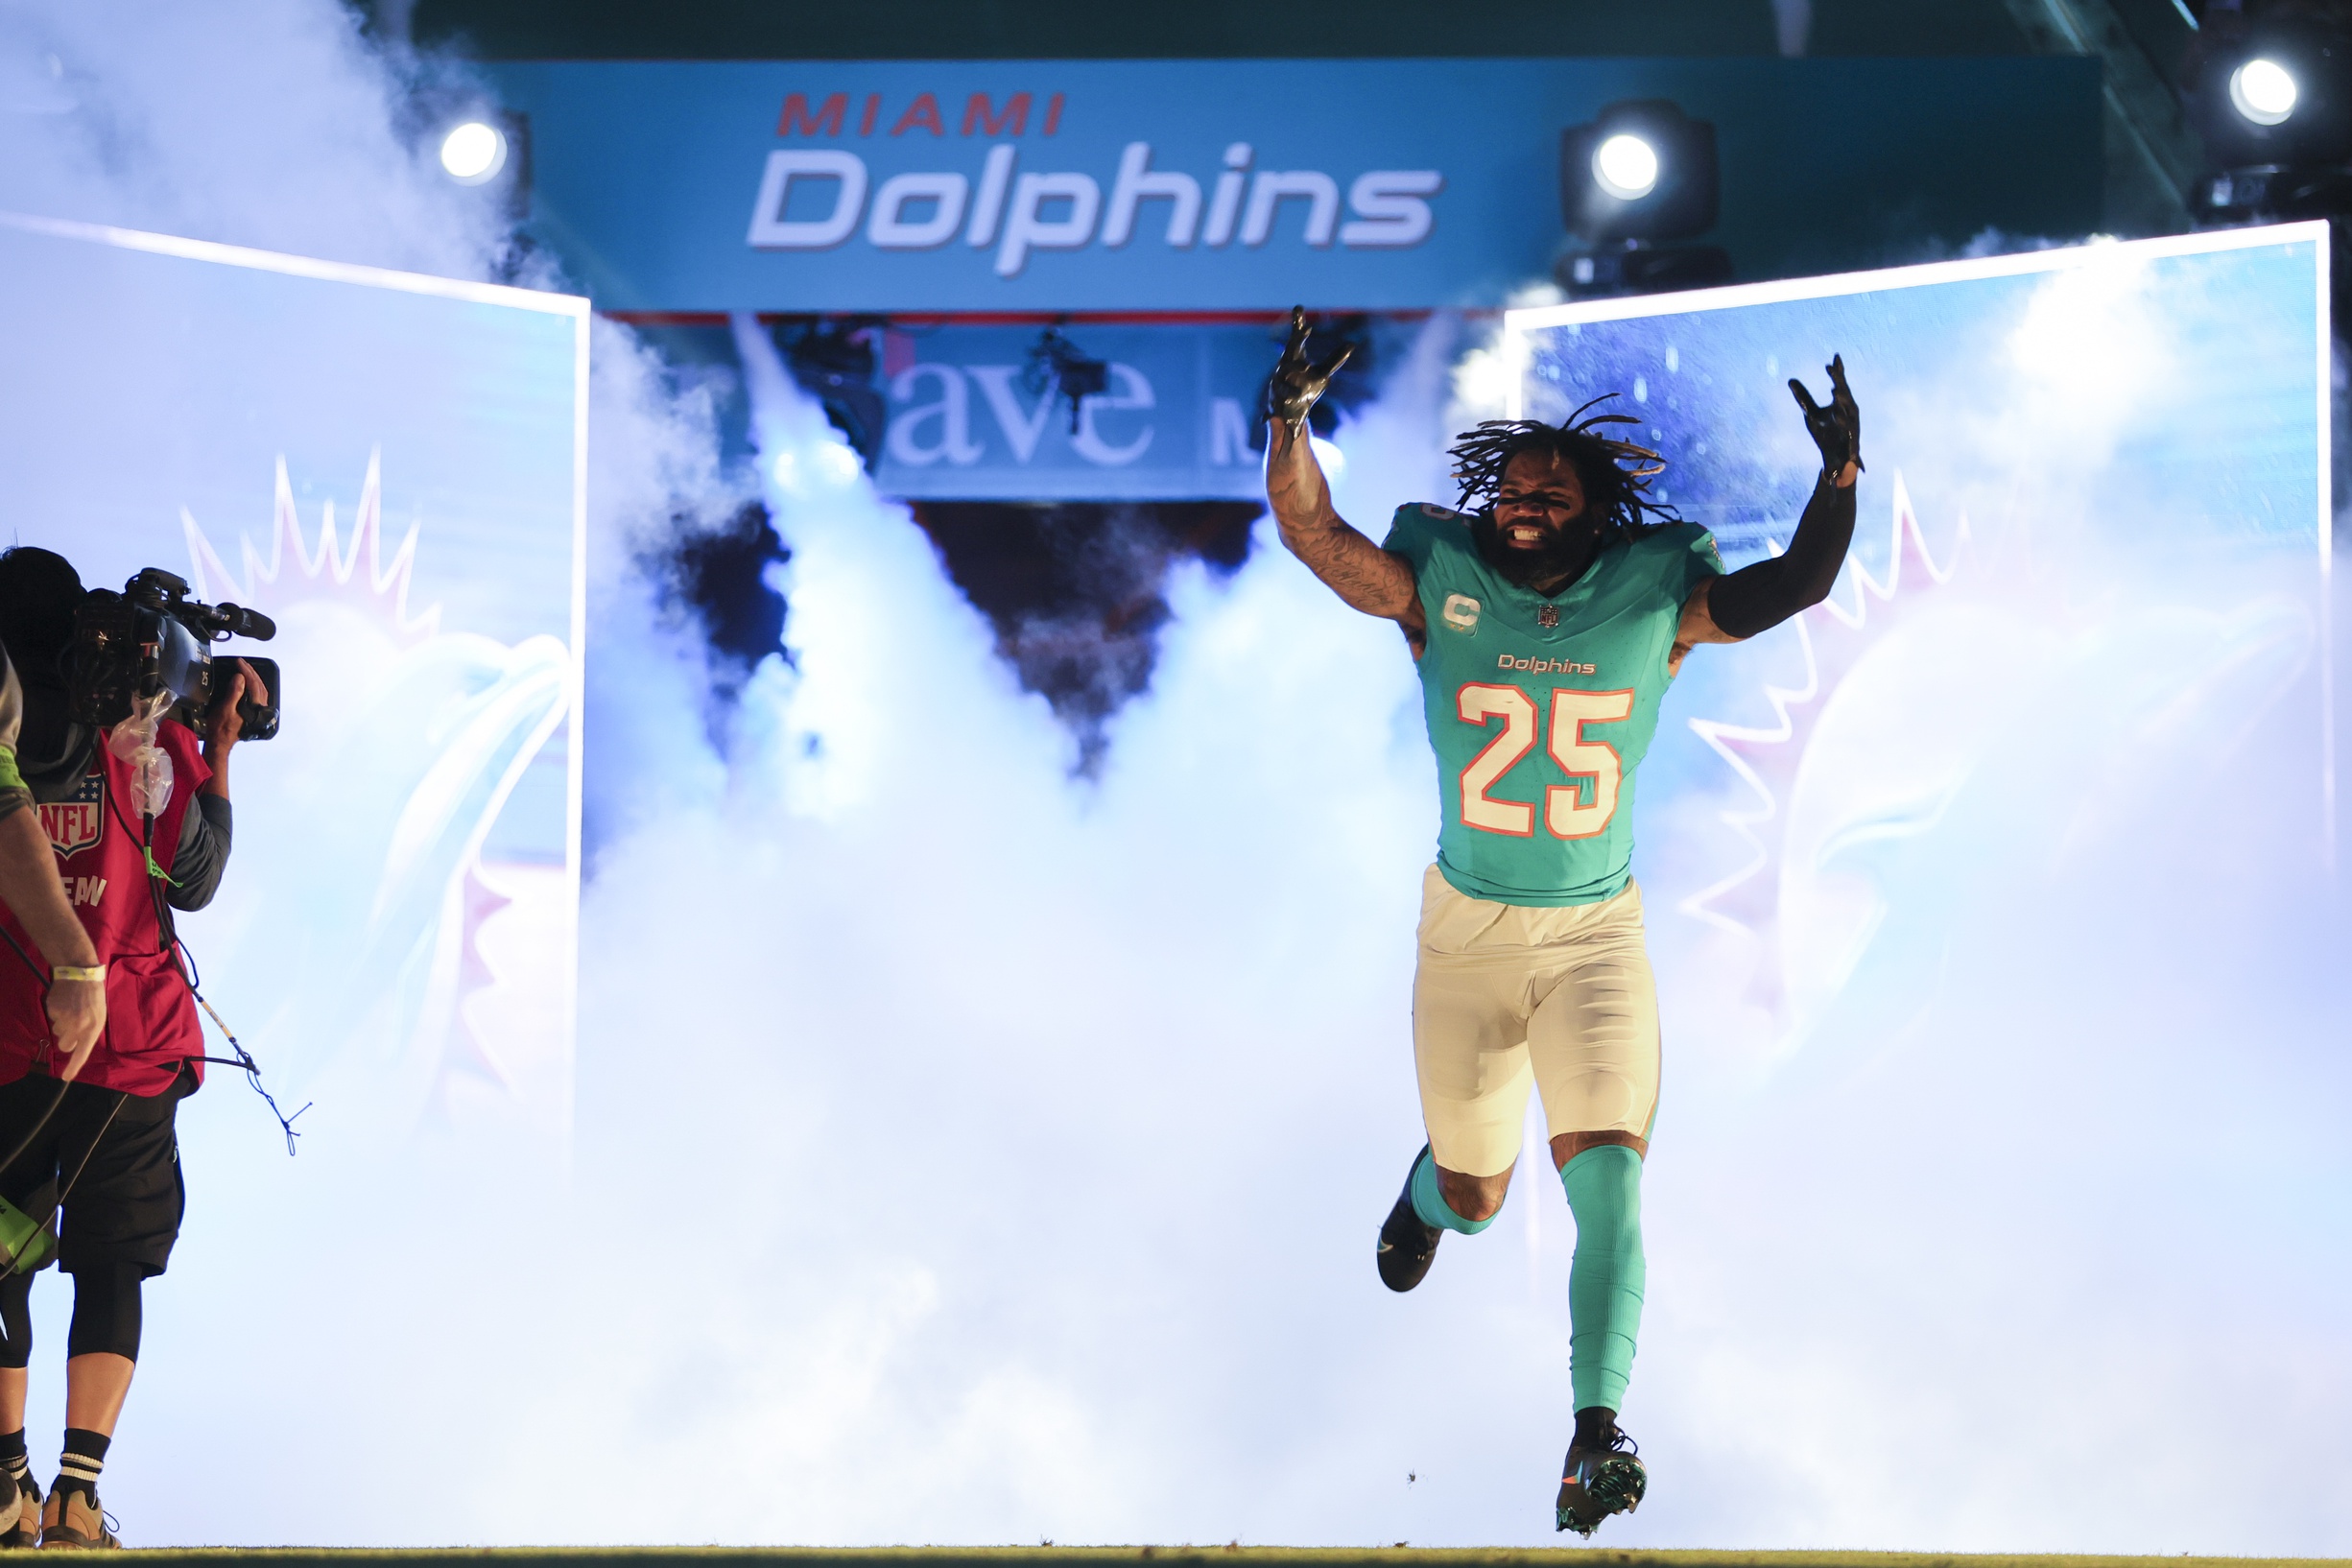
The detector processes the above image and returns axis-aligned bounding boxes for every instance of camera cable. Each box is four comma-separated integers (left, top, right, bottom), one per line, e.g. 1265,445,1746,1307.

0,745,308,1213
107,795,304,1154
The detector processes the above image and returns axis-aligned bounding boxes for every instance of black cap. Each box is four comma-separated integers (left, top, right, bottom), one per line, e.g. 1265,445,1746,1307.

0,547,84,684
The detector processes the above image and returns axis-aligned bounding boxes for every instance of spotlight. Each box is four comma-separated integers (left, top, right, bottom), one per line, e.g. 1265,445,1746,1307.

1592,134,1660,201
439,121,508,185
1557,99,1730,297
2229,58,2299,126
2183,11,2352,202
1559,100,1718,243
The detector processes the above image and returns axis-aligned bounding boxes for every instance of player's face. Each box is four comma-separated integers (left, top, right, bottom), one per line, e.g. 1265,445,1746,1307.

1492,450,1589,550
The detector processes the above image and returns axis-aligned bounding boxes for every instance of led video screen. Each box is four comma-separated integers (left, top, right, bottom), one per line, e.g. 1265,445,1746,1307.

1505,227,2333,1060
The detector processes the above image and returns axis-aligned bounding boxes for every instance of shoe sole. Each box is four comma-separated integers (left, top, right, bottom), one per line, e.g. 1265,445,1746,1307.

1556,1455,1646,1535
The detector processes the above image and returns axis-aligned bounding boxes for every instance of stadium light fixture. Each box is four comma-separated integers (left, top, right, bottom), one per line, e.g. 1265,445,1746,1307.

440,121,509,185
2228,58,2299,126
1559,100,1719,245
2184,12,2352,226
1557,99,1729,297
1592,134,1660,202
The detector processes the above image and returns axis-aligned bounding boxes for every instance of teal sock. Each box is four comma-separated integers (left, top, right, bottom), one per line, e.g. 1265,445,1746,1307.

1409,1148,1496,1235
1561,1144,1646,1413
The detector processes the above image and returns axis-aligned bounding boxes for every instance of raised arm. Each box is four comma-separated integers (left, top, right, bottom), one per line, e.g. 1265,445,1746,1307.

1675,355,1863,663
1264,309,1421,630
1268,417,1420,622
167,656,255,914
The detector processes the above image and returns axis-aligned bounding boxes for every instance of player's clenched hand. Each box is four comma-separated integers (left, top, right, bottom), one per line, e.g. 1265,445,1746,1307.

1789,354,1863,483
46,975,103,1083
1268,305,1353,437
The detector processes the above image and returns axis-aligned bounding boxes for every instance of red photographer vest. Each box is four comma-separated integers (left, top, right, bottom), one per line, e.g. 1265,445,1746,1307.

0,721,209,1096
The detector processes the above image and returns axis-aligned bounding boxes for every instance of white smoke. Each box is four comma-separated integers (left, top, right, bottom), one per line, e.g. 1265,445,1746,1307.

546,271,2349,1555
0,1,498,278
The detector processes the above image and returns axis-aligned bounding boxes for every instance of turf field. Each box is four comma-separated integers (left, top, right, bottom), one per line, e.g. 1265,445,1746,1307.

95,1551,2350,1567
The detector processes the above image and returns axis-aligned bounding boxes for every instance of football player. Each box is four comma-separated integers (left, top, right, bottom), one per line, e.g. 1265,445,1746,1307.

1263,309,1861,1535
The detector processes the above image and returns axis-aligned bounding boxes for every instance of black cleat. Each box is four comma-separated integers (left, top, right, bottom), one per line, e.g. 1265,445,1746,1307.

1556,1417,1646,1536
1376,1145,1442,1293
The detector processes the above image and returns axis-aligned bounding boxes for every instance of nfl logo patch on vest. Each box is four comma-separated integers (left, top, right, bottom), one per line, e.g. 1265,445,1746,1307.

40,773,104,859
1536,604,1561,630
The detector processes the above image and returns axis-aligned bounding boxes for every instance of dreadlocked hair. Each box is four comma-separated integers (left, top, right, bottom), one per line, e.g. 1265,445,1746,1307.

1447,397,1677,548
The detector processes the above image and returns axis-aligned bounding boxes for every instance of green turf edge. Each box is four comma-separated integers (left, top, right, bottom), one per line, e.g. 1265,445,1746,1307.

83,1551,2352,1567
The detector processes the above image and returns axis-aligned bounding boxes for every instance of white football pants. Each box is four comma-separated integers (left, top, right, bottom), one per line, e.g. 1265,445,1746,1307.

1411,865,1662,1179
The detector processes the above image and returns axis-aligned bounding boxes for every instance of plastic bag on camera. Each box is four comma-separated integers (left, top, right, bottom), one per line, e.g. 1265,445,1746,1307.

107,691,175,820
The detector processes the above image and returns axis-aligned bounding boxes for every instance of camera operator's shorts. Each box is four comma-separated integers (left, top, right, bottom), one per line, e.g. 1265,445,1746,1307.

0,1070,188,1276
1413,866,1661,1179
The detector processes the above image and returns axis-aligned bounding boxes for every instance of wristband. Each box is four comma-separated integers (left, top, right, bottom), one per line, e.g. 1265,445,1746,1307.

51,964,105,985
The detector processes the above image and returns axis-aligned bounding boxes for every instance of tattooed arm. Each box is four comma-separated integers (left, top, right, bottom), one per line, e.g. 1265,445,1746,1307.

1261,306,1425,648
1266,416,1425,645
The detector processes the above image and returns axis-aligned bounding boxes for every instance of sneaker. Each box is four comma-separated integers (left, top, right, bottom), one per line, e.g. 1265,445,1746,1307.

1556,1419,1646,1536
0,1471,19,1548
1375,1145,1442,1293
37,1486,115,1551
0,1472,30,1550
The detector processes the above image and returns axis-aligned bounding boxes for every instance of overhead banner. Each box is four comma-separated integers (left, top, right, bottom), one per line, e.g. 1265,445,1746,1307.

489,58,2101,313
872,322,1276,500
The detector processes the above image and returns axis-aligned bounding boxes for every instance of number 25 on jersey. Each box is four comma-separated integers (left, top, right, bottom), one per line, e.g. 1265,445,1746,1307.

1454,685,1635,840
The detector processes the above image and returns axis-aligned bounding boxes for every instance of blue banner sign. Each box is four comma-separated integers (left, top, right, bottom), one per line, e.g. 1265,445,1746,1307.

489,58,2101,313
872,323,1276,500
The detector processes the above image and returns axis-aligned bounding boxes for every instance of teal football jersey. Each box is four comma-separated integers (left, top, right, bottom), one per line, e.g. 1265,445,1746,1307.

1383,504,1724,907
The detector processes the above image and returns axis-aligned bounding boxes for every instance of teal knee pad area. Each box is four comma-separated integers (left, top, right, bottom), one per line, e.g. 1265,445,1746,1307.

1409,1148,1497,1235
1560,1144,1646,1413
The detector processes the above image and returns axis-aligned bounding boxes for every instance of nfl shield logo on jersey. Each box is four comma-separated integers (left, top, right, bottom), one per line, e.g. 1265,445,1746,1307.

40,773,103,859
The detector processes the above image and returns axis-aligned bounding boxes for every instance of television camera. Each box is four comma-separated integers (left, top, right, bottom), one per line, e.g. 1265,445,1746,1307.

68,568,281,741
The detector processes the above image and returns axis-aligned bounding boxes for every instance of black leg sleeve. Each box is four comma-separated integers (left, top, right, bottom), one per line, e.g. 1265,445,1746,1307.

0,1271,28,1370
1706,473,1858,639
63,1263,141,1363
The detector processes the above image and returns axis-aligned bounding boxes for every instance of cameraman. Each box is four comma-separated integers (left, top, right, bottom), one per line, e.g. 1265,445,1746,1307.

0,547,252,1551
